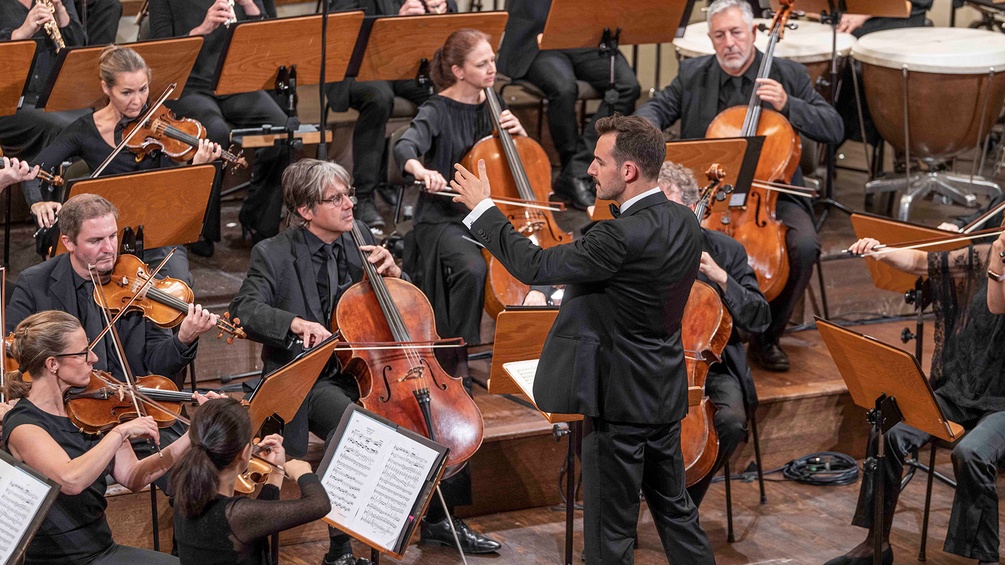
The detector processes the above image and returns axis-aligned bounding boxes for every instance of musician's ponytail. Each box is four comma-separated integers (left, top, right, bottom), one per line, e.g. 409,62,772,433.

430,28,491,91
172,398,252,517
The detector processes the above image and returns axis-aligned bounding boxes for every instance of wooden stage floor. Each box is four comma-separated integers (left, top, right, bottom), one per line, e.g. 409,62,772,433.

3,138,1003,562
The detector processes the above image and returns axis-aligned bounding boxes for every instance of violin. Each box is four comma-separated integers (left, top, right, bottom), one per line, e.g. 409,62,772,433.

333,222,484,473
704,0,799,302
461,88,572,317
679,166,733,487
63,370,189,435
95,254,246,342
235,444,290,494
122,106,248,171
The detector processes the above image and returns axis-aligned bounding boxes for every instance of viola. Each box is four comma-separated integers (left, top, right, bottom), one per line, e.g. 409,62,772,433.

63,370,189,435
461,88,572,317
680,166,733,487
704,0,799,302
95,254,246,342
333,223,484,473
122,106,248,171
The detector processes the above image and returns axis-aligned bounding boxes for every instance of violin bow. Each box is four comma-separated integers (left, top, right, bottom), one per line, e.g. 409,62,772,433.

89,264,160,456
86,370,192,426
1,267,6,404
91,83,177,179
87,248,176,351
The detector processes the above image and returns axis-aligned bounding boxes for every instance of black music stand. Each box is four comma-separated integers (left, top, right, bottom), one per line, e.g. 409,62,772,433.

0,41,38,268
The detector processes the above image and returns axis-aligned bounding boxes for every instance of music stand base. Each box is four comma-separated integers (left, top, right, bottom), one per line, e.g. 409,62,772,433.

866,171,1002,222
865,394,904,565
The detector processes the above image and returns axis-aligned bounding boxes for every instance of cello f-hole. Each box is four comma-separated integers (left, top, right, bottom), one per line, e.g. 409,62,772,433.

379,365,395,402
751,191,767,228
420,358,449,391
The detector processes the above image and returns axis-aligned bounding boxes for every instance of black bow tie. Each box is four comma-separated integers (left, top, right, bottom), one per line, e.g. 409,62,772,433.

609,203,621,218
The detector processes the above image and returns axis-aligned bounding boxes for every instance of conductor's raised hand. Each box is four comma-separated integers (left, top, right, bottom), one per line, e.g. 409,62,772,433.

450,159,492,211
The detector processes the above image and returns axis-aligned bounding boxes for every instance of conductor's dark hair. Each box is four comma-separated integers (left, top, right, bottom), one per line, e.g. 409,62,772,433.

594,114,667,181
171,398,252,517
431,28,491,90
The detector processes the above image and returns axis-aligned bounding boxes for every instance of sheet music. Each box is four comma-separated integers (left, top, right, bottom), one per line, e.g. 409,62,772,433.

0,460,53,564
319,410,439,552
503,359,539,403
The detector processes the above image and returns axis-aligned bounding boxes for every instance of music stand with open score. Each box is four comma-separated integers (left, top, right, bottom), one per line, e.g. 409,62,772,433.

35,37,203,113
816,317,962,565
51,165,217,258
590,137,762,221
489,306,583,565
0,40,37,268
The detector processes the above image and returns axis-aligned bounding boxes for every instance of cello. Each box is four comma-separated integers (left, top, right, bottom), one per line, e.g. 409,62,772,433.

705,0,800,302
680,165,734,487
333,223,484,471
461,88,572,317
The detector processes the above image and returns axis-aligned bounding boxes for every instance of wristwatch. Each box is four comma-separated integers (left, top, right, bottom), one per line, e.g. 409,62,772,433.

988,269,1005,283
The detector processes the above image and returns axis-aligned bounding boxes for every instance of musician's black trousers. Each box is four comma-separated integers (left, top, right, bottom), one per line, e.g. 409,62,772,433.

324,79,432,201
521,48,640,183
851,392,1005,562
582,418,714,565
763,199,821,343
81,0,122,45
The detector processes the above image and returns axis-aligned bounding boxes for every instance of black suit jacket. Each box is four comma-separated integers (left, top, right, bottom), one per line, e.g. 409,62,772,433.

229,223,408,453
229,223,379,376
470,192,701,424
6,254,196,379
495,0,548,80
634,51,844,145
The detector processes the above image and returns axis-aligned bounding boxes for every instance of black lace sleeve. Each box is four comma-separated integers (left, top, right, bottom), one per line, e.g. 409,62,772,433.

226,474,331,544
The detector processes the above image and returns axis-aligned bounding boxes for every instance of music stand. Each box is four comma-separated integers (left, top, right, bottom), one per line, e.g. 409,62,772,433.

540,0,692,116
589,137,762,221
816,317,962,565
850,212,962,361
212,11,364,191
351,12,508,82
36,37,204,112
0,41,37,268
489,306,582,565
52,165,217,257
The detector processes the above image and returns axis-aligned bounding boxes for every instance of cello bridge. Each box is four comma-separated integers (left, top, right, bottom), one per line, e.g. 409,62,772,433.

398,366,425,382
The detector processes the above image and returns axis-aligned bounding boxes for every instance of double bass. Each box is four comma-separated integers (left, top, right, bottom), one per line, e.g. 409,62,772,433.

681,166,734,487
705,0,800,302
461,88,572,317
333,223,484,471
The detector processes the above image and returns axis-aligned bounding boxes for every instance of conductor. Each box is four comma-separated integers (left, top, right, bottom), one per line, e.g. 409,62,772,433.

450,114,714,564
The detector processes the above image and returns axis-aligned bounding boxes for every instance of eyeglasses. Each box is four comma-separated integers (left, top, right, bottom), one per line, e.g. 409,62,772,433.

53,349,91,360
319,187,357,207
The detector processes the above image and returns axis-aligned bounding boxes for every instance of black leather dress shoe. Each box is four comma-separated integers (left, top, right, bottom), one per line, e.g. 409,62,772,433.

375,184,400,208
321,553,371,565
554,176,595,211
822,546,893,565
748,339,790,372
187,238,214,258
420,517,501,554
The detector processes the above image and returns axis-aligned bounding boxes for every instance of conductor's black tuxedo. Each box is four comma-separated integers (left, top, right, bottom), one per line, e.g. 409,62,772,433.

467,190,714,564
